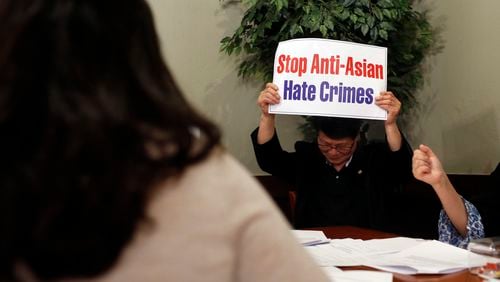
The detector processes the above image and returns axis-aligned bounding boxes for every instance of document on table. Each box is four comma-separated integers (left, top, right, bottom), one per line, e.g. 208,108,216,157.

304,237,424,267
367,240,499,275
292,230,330,246
329,237,424,255
305,243,374,266
322,266,392,282
302,236,492,275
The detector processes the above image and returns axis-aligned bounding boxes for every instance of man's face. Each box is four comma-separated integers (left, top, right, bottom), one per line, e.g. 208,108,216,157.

316,131,357,166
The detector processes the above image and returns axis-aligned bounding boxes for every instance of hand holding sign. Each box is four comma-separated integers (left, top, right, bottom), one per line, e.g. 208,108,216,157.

375,91,401,125
258,83,280,118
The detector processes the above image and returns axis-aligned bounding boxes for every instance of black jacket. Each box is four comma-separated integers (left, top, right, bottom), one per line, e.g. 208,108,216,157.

251,128,413,229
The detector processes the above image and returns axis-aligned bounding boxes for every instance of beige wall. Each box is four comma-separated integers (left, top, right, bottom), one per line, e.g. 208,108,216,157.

148,0,500,175
410,1,500,174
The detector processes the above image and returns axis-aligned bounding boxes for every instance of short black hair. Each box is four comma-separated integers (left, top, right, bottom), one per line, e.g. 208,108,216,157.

312,116,363,139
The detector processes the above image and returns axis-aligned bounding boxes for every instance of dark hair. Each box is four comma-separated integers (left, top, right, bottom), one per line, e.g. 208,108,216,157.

312,117,363,139
0,0,220,280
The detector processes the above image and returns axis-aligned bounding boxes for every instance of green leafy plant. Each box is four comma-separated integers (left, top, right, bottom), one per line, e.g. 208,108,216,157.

220,0,441,118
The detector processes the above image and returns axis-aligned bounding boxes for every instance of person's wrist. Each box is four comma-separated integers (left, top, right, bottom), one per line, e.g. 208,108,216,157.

260,113,275,120
385,120,397,129
433,172,450,191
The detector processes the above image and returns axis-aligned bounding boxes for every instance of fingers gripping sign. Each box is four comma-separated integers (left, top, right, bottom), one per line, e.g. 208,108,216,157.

258,83,280,116
375,91,401,125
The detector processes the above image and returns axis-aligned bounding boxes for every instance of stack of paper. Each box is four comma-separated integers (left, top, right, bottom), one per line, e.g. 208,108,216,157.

322,266,392,282
294,232,500,275
292,230,330,246
366,240,500,275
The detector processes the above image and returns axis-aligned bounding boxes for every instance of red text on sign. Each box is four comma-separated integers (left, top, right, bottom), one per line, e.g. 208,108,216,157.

276,54,307,77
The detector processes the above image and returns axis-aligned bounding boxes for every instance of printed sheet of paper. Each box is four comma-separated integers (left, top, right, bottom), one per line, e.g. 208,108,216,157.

367,240,500,275
304,237,491,275
270,38,387,120
322,266,392,282
292,229,330,246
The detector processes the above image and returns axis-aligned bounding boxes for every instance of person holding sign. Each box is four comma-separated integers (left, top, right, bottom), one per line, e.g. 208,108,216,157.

413,145,499,248
251,83,413,229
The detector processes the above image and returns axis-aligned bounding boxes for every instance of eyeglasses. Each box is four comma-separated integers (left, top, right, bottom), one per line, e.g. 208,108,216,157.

317,140,355,154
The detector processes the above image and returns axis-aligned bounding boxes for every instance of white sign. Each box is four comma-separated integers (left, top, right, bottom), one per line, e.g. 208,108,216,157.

270,38,387,120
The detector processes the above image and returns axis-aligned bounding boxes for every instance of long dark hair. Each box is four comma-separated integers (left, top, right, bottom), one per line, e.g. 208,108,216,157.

0,0,220,280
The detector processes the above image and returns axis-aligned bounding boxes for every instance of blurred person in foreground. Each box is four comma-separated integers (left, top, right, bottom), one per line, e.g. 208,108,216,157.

0,1,329,281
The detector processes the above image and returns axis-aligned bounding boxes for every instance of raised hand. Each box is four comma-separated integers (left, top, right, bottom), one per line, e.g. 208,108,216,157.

375,91,401,126
412,144,446,186
257,83,280,117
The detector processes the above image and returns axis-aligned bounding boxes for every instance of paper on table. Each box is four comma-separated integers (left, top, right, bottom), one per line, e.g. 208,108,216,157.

305,237,424,267
367,240,489,274
305,236,487,275
292,230,330,246
329,237,424,255
305,243,375,266
321,266,392,282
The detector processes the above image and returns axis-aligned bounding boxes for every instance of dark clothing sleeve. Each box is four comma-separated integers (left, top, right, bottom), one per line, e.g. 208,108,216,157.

250,127,297,186
359,136,414,230
391,137,414,182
